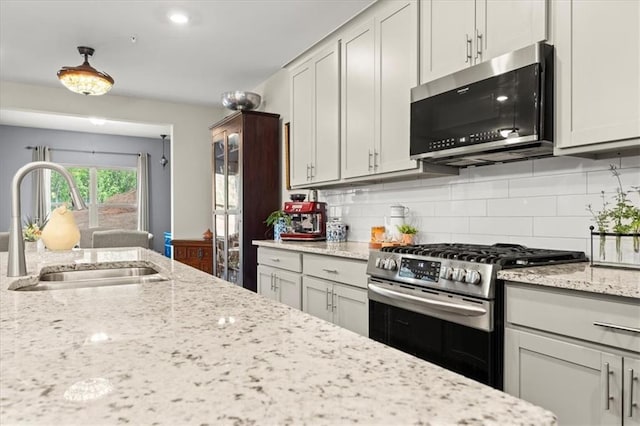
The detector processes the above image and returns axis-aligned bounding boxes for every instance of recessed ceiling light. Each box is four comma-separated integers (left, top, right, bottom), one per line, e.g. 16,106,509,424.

496,95,508,102
169,13,189,24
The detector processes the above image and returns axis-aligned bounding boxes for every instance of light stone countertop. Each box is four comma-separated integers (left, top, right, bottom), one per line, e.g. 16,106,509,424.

498,262,640,300
253,241,639,300
0,248,556,425
253,240,372,261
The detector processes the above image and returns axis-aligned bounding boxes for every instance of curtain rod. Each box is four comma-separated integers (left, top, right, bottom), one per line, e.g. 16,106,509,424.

25,146,140,157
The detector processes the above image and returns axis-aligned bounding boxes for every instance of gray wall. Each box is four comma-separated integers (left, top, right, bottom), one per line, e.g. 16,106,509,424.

0,125,171,252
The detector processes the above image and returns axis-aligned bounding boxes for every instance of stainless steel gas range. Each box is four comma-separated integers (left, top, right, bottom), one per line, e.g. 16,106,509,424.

367,243,586,389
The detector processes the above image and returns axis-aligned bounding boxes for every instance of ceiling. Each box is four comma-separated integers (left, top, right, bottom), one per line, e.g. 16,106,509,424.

0,0,374,136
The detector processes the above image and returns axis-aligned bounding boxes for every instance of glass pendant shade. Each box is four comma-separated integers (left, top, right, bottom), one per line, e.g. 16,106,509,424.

57,47,114,96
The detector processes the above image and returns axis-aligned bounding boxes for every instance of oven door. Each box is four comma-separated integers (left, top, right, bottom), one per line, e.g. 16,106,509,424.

368,278,503,389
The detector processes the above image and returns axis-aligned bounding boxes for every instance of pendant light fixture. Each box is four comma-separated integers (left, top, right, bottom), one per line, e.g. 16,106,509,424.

57,46,114,96
160,134,169,168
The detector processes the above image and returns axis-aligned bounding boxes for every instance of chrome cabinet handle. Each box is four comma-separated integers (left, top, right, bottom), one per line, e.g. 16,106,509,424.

270,257,280,262
309,163,315,179
594,321,640,334
326,287,332,310
368,150,373,171
306,164,310,180
475,29,483,62
322,268,338,274
605,362,614,410
270,273,274,291
630,368,638,418
374,150,379,169
332,290,336,312
465,34,472,63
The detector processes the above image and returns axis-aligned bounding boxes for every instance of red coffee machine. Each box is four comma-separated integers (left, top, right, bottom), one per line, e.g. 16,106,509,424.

281,194,327,241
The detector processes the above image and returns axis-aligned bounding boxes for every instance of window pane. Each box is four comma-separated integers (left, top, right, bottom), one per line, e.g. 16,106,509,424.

98,205,137,229
97,169,137,204
50,167,89,206
97,169,137,229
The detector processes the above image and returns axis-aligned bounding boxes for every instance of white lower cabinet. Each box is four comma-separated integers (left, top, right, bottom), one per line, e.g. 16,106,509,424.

257,247,303,310
302,253,369,337
505,283,640,425
302,276,368,337
256,247,369,336
257,265,302,310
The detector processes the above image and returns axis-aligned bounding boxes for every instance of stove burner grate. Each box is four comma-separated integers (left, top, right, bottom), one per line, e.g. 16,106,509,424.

380,243,586,267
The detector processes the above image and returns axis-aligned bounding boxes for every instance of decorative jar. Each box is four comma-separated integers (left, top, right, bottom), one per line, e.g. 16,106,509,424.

327,218,347,243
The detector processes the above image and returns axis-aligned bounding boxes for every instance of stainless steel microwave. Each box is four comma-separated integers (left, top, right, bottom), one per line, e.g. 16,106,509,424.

410,43,554,167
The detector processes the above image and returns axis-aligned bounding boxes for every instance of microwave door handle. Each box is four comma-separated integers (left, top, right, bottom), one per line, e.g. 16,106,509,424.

368,283,486,317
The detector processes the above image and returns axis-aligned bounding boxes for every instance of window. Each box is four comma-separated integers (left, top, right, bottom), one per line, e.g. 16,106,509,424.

50,166,137,229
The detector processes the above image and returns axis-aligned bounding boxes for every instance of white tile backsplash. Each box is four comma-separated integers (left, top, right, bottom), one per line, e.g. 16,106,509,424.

469,217,533,236
488,196,556,217
509,173,586,197
533,216,592,238
434,200,487,217
319,155,640,253
451,180,509,200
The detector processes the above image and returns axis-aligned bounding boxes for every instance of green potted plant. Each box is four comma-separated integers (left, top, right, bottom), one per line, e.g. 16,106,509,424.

396,224,418,245
264,210,291,241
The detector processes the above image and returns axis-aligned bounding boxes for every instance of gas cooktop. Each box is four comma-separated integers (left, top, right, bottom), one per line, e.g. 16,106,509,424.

380,243,587,267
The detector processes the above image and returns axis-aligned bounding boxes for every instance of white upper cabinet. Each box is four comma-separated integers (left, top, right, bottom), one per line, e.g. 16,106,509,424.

376,0,419,174
290,41,341,187
342,0,418,179
420,0,548,84
342,22,376,179
554,0,640,154
290,61,314,187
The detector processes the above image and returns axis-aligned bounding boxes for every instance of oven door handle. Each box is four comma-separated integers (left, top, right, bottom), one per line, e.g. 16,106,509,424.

368,283,487,317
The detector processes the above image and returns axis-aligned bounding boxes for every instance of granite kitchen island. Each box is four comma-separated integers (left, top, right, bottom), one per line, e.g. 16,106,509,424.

0,248,556,425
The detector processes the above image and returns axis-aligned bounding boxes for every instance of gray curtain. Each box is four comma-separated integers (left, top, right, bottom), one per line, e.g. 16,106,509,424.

137,153,149,231
32,146,50,223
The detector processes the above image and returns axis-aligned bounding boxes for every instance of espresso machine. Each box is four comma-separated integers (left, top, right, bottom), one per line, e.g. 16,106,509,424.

281,194,327,241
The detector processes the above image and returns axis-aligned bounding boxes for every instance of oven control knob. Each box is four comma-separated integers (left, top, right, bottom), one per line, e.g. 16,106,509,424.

385,258,397,271
466,269,481,285
452,267,466,282
440,267,453,280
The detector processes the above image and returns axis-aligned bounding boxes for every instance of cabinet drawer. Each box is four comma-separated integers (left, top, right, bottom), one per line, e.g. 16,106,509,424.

303,253,367,289
258,247,302,272
506,284,640,353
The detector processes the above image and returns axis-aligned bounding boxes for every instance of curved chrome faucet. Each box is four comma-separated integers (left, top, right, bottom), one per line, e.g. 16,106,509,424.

7,161,88,277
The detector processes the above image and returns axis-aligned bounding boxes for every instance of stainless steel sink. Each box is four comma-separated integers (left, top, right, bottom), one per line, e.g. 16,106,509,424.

15,267,168,291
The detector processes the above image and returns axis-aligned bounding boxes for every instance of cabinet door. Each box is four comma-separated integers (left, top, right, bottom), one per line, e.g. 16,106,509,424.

290,59,314,187
302,276,333,323
476,0,547,63
505,328,621,425
376,0,418,174
257,265,278,301
341,21,376,179
420,0,475,84
332,282,369,337
313,42,341,184
625,356,640,426
555,0,640,150
275,269,302,310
